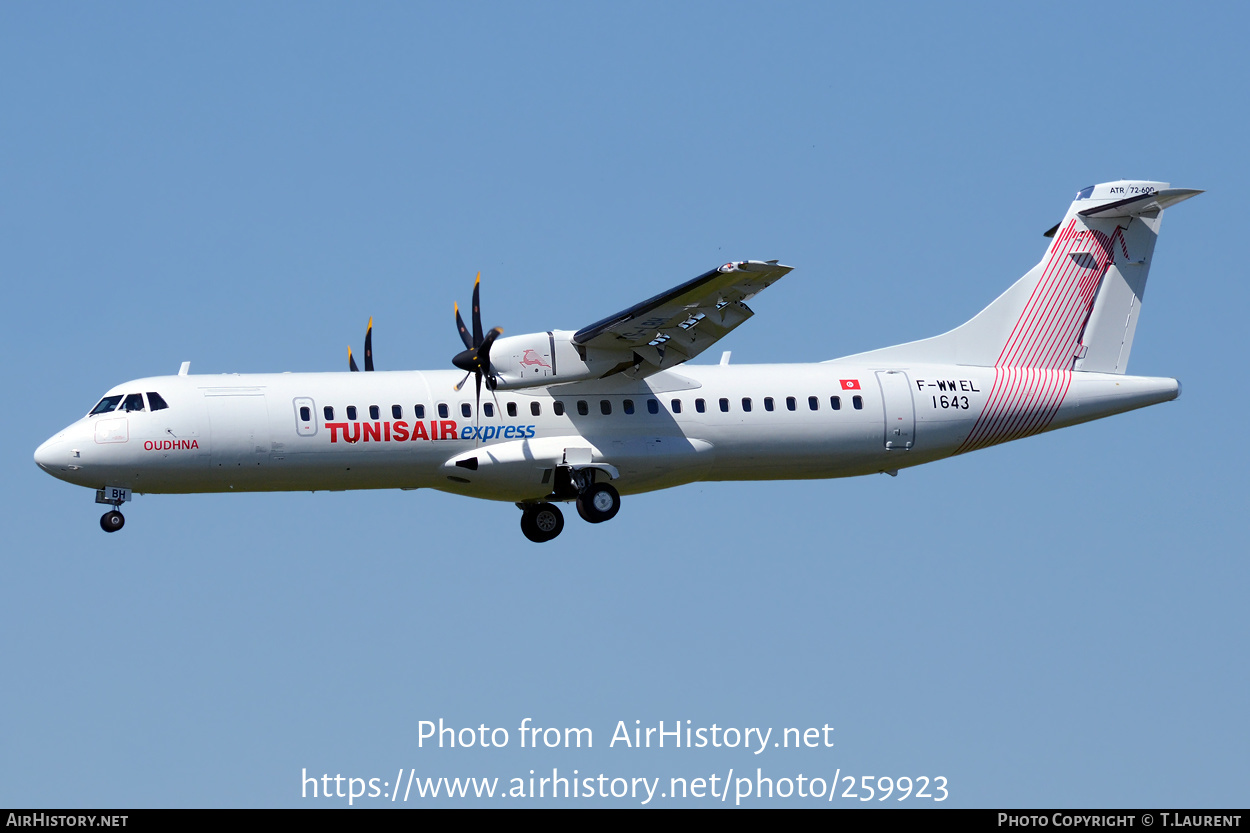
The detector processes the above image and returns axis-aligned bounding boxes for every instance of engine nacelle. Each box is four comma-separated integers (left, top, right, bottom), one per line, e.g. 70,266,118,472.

489,330,631,390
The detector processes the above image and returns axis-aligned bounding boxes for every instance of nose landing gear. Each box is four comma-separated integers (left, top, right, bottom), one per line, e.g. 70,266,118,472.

95,486,131,533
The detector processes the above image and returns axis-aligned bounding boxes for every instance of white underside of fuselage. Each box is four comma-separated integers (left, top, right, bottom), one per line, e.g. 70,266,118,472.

34,362,1179,505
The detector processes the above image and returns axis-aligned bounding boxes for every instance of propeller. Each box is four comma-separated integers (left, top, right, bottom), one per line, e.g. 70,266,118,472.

451,272,503,411
348,317,375,372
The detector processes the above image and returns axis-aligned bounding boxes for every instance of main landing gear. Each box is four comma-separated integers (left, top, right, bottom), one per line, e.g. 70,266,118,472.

520,503,564,543
518,478,622,543
576,483,620,524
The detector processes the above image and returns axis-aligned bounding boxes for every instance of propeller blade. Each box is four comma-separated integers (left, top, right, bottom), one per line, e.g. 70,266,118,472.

454,371,471,392
364,317,374,371
478,327,503,389
348,346,359,372
454,302,473,350
471,271,483,347
473,371,483,447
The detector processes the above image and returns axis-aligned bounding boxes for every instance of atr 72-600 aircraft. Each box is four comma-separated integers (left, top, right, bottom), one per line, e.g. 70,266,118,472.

35,180,1198,541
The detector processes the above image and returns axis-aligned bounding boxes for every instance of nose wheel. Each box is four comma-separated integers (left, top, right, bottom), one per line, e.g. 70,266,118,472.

100,510,125,532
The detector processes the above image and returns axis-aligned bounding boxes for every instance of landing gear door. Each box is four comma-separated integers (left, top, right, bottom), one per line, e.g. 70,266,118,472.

876,370,915,450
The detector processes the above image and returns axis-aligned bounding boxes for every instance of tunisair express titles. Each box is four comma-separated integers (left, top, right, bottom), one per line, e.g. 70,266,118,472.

324,419,537,444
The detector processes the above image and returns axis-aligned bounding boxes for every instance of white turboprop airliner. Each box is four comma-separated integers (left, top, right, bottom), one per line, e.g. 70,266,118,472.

35,180,1198,541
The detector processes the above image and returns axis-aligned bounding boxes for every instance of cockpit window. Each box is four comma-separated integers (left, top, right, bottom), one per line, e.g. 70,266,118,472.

147,392,169,411
90,395,123,415
122,393,145,412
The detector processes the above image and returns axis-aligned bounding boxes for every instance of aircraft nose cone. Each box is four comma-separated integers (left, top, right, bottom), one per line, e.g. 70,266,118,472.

33,435,53,467
34,432,73,475
34,437,58,471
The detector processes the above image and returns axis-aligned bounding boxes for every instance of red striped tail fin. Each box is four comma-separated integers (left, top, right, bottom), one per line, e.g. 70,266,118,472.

838,180,1200,373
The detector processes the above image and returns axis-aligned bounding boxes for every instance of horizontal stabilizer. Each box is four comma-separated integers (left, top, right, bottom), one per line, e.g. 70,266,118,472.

1079,188,1203,218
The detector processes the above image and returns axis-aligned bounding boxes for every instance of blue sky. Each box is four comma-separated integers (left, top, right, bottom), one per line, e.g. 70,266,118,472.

4,3,1247,807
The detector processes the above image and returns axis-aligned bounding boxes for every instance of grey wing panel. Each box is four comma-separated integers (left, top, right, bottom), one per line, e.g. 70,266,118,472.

572,260,792,370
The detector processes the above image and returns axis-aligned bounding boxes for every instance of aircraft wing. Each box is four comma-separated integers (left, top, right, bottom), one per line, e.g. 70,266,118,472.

571,260,792,375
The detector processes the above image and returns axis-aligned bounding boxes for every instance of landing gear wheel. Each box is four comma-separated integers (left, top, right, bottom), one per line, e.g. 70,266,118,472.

100,510,125,533
576,482,620,524
520,502,564,543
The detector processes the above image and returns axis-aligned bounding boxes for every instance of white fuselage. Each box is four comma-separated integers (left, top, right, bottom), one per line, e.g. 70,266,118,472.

34,361,1179,503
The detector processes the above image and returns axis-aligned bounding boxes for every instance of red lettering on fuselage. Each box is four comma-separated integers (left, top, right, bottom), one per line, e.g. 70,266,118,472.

323,420,462,443
142,439,200,451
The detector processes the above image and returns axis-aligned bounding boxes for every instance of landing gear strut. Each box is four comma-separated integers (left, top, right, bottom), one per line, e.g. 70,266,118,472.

520,503,564,543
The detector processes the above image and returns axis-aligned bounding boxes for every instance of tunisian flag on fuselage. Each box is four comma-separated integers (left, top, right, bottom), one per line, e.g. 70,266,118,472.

840,379,861,390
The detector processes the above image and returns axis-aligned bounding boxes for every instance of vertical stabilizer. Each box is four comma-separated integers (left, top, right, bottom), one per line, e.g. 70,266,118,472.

840,181,1200,372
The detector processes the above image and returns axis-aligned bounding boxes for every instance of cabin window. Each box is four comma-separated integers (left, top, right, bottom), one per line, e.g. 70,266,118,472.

299,406,311,422
623,399,635,415
600,400,611,415
853,395,863,410
437,404,448,419
484,403,494,417
764,397,774,412
553,401,565,416
90,395,123,415
742,397,752,412
369,405,380,420
507,402,518,417
809,396,819,411
695,398,706,413
461,403,472,418
831,396,841,411
647,399,659,415
147,392,169,411
392,405,403,419
415,404,426,419
671,399,682,414
577,400,589,416
347,406,358,420
719,398,730,413
323,406,334,421
530,401,541,417
122,393,145,412
786,397,797,411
